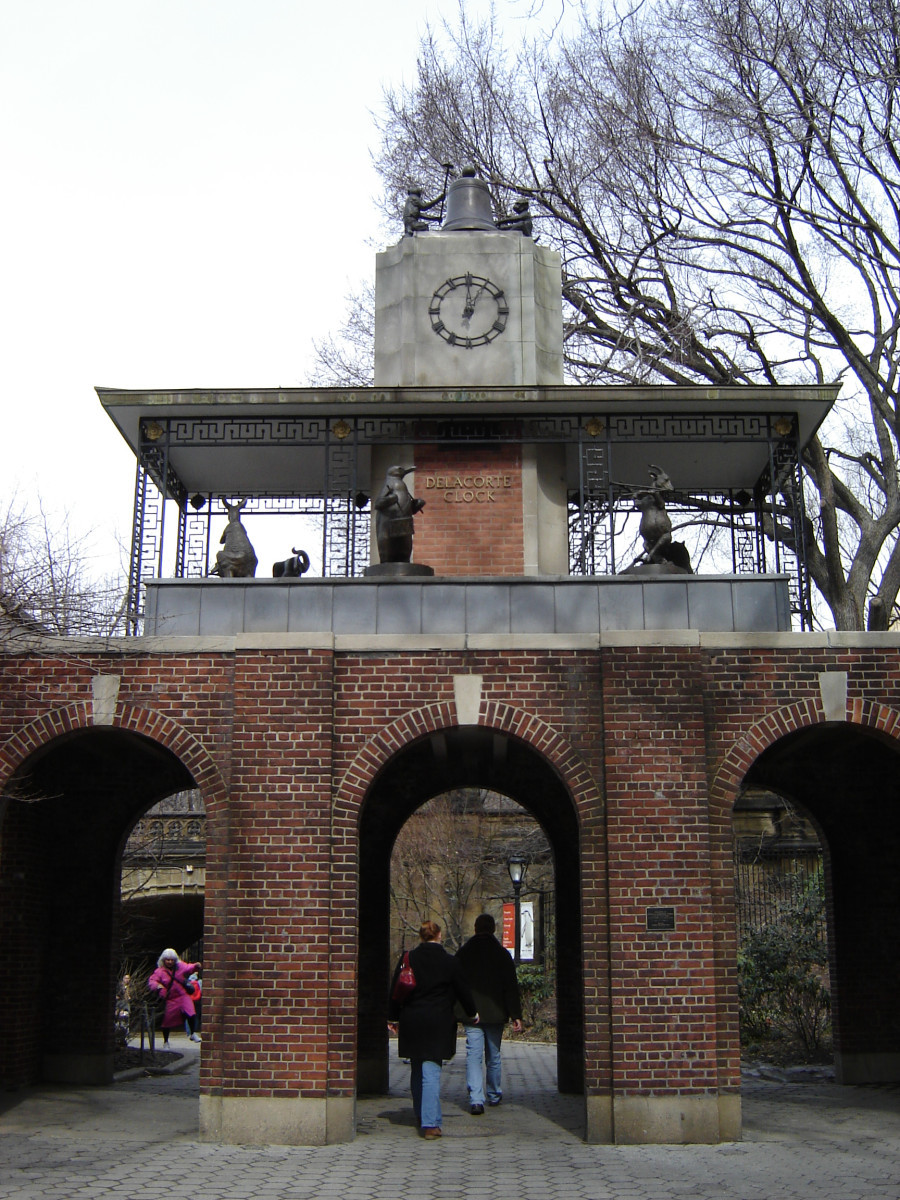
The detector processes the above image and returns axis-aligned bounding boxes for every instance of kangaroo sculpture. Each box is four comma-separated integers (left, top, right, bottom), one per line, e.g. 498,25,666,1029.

210,499,258,578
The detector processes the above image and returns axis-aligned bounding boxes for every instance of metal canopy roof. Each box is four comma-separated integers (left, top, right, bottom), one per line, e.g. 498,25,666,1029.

97,383,839,495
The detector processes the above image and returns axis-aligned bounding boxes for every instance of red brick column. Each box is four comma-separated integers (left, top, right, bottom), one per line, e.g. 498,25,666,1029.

601,646,727,1140
216,650,338,1106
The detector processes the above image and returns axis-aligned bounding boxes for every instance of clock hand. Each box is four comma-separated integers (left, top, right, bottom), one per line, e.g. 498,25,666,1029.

461,274,476,322
461,277,488,323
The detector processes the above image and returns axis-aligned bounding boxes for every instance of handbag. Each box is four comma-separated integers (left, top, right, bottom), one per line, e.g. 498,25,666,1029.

183,979,196,996
391,950,416,1003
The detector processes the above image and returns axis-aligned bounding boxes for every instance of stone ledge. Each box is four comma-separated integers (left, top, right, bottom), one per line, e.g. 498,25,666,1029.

12,628,900,655
142,574,793,638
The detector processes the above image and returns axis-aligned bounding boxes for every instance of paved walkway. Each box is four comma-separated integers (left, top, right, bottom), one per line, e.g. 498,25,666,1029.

1,1037,899,1199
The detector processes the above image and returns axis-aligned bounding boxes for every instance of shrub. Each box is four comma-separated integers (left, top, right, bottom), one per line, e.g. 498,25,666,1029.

515,963,555,1038
738,867,831,1055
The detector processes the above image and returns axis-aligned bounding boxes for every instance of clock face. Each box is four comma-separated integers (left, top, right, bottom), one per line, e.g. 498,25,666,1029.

429,273,509,348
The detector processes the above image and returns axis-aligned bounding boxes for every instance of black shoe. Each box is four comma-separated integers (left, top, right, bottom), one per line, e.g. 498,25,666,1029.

470,1103,485,1115
488,1097,502,1107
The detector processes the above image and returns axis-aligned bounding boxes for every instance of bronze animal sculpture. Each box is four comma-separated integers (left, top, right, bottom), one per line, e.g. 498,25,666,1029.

373,466,425,563
497,199,533,237
210,499,258,578
621,465,693,573
635,465,674,563
273,548,311,578
402,186,444,236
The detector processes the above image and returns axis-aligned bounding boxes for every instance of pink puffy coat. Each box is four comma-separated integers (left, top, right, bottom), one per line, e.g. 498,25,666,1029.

148,960,201,1030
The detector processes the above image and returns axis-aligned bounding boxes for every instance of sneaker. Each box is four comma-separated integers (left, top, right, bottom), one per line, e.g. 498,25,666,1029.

422,1127,442,1140
189,1033,201,1042
488,1097,502,1107
470,1103,485,1115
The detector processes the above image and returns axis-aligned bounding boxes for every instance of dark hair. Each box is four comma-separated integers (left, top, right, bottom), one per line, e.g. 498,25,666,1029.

419,920,441,942
474,913,496,935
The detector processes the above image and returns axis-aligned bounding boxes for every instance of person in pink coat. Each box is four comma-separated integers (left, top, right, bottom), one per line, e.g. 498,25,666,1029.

148,948,202,1045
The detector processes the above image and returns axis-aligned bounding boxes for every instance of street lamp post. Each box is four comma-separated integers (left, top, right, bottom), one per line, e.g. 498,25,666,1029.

507,855,527,963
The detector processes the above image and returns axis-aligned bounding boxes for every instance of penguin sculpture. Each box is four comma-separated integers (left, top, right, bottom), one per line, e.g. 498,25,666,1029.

373,466,425,563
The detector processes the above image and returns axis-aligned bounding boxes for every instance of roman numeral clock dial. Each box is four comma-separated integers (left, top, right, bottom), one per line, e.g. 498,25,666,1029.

429,273,509,348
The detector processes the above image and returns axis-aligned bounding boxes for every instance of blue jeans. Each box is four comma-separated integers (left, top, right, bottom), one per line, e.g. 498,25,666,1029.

410,1059,443,1129
465,1023,504,1106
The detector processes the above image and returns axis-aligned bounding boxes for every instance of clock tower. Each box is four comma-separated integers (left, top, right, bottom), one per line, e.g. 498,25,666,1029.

372,168,567,575
374,168,563,388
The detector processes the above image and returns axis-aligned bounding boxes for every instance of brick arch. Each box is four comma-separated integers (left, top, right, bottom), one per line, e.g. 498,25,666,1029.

0,701,228,812
334,699,601,820
346,699,601,1102
706,696,900,1093
709,697,900,819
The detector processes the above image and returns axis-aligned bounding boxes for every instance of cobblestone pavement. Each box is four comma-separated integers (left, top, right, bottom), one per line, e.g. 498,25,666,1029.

1,1037,898,1200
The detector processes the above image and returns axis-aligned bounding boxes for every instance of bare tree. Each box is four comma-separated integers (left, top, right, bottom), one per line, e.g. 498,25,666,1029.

309,283,375,387
368,0,900,630
0,495,127,646
390,789,552,953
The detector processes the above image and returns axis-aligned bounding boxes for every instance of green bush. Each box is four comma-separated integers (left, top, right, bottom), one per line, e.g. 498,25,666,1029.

515,963,556,1038
738,868,831,1055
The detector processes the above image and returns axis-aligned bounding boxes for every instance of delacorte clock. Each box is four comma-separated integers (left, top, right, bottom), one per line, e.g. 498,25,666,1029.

429,273,509,348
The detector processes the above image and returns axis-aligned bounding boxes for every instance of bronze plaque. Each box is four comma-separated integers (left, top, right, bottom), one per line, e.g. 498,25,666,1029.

646,907,676,932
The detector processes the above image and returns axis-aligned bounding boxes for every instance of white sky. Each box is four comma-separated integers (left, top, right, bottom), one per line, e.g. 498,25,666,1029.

0,0,565,579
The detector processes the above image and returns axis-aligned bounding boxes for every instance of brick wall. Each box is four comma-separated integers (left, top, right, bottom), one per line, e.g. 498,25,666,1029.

1,642,899,1105
412,442,524,574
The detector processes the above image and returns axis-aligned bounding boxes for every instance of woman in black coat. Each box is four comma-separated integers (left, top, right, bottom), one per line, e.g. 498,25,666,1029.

388,920,479,1139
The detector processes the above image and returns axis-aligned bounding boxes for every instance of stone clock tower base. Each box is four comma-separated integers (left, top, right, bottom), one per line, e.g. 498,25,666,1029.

372,213,566,573
374,230,563,389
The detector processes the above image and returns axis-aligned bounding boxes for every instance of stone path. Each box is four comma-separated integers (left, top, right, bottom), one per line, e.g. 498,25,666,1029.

1,1037,898,1199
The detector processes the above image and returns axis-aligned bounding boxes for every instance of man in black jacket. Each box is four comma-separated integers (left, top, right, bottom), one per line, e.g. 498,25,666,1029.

455,913,523,1115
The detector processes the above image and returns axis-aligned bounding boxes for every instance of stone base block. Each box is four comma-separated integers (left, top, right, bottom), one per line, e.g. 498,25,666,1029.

586,1093,741,1144
835,1051,900,1083
357,1054,389,1095
585,1095,613,1142
200,1095,355,1146
363,562,435,577
42,1053,113,1085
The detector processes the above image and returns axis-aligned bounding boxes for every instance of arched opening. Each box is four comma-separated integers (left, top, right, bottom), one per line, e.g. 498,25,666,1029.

0,726,197,1089
120,789,206,963
741,722,900,1084
733,787,831,1065
357,724,584,1102
117,788,207,1054
389,788,555,1018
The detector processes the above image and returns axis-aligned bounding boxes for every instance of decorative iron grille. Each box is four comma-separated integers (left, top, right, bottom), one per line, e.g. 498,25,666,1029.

126,410,813,632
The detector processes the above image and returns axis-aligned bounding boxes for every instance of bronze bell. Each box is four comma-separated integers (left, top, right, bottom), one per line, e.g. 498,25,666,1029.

442,166,497,231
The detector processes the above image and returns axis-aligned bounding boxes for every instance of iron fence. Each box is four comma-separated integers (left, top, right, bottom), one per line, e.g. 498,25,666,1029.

733,844,826,944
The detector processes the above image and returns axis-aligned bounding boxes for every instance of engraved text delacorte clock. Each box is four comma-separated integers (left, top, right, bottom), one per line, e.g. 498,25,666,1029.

429,272,509,348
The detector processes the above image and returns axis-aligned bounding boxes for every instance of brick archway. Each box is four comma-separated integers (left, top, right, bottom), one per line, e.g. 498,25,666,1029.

709,696,900,820
335,699,602,819
709,697,900,1088
0,701,228,812
340,700,604,1116
0,704,227,1092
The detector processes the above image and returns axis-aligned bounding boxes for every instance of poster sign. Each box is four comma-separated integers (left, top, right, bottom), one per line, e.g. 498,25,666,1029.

519,901,535,961
501,901,535,960
502,903,516,950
